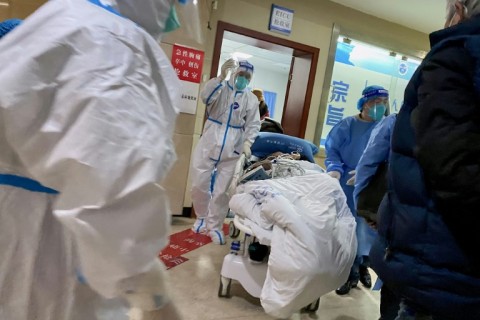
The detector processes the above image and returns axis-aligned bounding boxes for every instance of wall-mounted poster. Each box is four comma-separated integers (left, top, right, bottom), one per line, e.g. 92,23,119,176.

171,44,205,114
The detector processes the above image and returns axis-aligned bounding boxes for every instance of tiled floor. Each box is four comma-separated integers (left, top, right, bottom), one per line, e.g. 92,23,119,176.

167,217,381,320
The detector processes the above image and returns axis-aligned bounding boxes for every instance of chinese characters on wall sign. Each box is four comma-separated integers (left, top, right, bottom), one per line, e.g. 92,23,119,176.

269,4,294,35
326,80,350,126
171,44,205,114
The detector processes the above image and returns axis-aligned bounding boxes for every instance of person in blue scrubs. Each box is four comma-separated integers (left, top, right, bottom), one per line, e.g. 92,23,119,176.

325,85,389,295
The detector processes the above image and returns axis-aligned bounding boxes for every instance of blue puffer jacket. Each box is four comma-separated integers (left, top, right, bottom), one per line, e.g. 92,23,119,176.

371,16,480,320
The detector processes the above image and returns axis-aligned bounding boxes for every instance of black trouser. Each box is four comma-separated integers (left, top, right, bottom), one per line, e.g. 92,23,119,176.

380,284,401,320
348,255,370,282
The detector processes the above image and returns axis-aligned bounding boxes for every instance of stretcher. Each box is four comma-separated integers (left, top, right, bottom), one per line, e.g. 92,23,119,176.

219,153,321,315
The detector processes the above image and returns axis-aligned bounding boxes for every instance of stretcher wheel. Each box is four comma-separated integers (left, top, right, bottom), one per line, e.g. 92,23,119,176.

229,221,240,238
218,276,232,298
302,297,320,313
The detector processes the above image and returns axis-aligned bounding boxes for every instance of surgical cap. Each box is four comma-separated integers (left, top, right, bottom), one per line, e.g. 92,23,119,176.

357,85,389,111
0,19,22,40
237,60,254,75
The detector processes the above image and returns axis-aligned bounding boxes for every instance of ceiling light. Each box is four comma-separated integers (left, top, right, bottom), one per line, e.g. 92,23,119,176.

0,2,9,6
232,52,252,60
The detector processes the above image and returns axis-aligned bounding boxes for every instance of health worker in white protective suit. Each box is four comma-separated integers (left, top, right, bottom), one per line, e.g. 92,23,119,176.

191,59,261,245
0,1,193,319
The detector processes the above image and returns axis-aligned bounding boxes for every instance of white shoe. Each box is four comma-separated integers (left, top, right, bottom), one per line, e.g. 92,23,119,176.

192,218,207,234
209,229,226,245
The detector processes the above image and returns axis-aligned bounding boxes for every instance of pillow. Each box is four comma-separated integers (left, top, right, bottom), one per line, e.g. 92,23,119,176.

251,132,319,163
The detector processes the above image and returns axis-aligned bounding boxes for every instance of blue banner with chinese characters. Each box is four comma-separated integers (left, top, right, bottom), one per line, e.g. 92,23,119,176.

320,39,421,147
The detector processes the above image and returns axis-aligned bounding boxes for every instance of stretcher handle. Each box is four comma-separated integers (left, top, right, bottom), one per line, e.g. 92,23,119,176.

233,214,253,235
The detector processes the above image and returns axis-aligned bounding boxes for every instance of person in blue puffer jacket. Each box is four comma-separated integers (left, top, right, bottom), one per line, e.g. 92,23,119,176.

370,1,480,319
325,85,389,295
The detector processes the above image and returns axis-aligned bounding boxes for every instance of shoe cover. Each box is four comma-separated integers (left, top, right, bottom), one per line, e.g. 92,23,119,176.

209,229,226,245
191,218,206,234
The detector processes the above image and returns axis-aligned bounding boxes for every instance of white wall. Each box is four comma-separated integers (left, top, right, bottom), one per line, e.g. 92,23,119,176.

249,65,290,122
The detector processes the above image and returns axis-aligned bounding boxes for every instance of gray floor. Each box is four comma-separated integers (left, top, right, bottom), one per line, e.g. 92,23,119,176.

168,217,381,320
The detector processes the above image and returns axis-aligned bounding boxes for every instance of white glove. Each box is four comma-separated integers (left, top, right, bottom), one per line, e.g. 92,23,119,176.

220,58,237,80
346,170,356,186
242,141,252,158
327,171,341,180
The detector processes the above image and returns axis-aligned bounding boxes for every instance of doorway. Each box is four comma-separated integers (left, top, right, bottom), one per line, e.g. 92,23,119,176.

211,21,319,139
218,37,291,125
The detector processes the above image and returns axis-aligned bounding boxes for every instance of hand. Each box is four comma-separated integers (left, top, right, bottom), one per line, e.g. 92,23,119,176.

327,171,341,180
220,58,237,80
242,141,252,158
346,170,356,186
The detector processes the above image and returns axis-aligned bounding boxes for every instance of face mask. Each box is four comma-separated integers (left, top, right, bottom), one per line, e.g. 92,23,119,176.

368,104,386,121
235,76,249,90
115,0,175,39
164,4,181,32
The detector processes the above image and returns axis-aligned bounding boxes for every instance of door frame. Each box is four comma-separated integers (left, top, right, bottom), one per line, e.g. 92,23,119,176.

210,21,319,138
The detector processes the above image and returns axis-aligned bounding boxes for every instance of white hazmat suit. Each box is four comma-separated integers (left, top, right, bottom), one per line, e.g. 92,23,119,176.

191,60,260,244
0,0,183,319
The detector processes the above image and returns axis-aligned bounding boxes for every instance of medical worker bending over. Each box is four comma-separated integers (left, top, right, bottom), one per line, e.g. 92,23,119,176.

325,85,388,295
354,114,399,320
191,59,260,245
0,0,190,319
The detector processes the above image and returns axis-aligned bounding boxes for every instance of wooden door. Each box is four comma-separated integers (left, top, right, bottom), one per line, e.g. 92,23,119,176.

282,55,312,138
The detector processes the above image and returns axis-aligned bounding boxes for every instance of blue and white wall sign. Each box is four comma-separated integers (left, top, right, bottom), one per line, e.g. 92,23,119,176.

269,4,294,35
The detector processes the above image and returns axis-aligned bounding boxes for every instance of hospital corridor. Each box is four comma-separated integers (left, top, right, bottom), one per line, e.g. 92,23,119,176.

0,1,479,320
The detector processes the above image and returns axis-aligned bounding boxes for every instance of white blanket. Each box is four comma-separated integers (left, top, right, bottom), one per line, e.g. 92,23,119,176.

229,172,357,319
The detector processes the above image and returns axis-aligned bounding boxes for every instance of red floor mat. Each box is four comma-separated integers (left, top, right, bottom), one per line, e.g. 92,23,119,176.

160,224,229,269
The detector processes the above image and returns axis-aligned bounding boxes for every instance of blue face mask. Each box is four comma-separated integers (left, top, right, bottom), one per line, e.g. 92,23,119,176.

368,104,386,121
235,76,249,90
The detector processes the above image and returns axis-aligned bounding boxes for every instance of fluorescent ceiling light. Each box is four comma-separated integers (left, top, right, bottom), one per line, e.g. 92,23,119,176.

232,52,252,60
0,2,9,7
